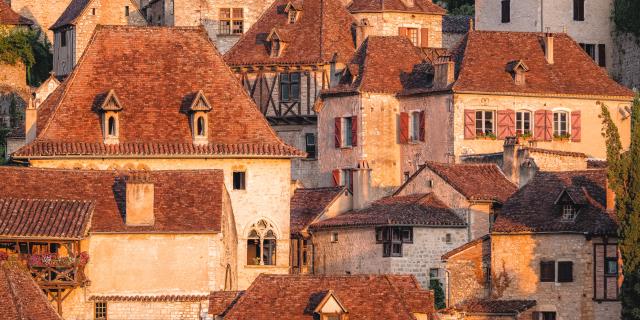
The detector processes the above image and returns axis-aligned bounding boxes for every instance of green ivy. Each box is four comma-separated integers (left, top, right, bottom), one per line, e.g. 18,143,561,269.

0,28,52,86
613,0,640,38
429,279,446,310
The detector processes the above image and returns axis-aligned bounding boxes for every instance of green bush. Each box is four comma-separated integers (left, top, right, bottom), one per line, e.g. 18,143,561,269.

0,28,52,86
429,279,446,310
613,0,640,38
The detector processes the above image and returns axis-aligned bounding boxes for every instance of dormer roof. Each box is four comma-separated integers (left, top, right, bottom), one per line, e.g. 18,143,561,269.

284,0,303,12
189,90,213,112
348,0,446,15
99,89,124,111
506,59,529,73
313,290,348,314
266,28,290,43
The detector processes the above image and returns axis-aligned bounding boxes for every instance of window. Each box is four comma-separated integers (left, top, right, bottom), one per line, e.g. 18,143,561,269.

541,260,574,282
562,204,577,221
107,116,117,137
288,10,298,24
515,111,532,136
540,261,555,282
598,44,606,67
95,302,107,320
377,227,412,257
125,5,129,16
540,312,557,320
196,116,206,137
553,111,569,137
219,8,243,35
279,73,301,102
92,8,96,15
403,172,410,182
305,133,316,159
331,232,338,242
445,233,452,244
573,0,585,21
475,111,495,136
271,38,281,58
501,0,510,23
410,112,421,141
341,169,352,191
60,30,67,47
429,268,440,280
407,28,419,46
246,220,277,265
342,117,353,147
233,172,246,190
580,43,596,60
557,261,573,282
605,257,618,275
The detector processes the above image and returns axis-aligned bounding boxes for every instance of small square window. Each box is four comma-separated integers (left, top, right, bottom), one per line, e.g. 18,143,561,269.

233,172,246,190
429,268,440,279
92,8,96,15
331,232,338,243
445,233,452,244
95,301,107,320
305,133,316,159
562,205,577,221
401,227,413,243
125,6,129,16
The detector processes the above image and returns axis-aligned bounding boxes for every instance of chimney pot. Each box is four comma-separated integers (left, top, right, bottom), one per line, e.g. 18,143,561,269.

352,160,372,210
25,97,37,144
125,172,155,226
355,19,372,48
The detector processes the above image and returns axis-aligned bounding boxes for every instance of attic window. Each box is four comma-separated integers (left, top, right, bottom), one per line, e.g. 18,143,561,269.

314,291,348,320
562,205,577,221
271,37,282,58
188,90,213,145
288,10,298,24
107,116,117,136
507,60,529,86
99,90,124,145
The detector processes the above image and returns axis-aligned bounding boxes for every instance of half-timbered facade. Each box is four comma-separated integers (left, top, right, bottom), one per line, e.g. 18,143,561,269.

224,0,357,188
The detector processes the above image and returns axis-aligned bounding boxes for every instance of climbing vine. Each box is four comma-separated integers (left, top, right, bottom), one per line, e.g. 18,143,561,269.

613,0,640,38
0,27,52,86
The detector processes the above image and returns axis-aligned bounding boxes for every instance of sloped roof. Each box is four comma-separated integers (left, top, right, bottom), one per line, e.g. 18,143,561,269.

324,36,432,95
224,0,356,66
50,0,91,29
445,299,536,315
217,274,434,319
208,291,244,317
290,187,346,234
493,170,618,235
0,262,63,320
0,167,224,233
348,0,446,14
451,31,634,99
310,193,465,229
442,15,472,34
0,1,33,26
13,26,303,159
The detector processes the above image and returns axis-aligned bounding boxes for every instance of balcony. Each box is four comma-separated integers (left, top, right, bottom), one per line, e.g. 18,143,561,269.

26,252,90,289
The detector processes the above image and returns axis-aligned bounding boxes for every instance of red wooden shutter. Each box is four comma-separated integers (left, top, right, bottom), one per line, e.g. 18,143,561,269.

332,169,340,186
399,112,409,144
497,109,515,139
534,110,546,141
419,111,426,142
544,110,553,141
420,28,429,47
334,117,342,148
464,109,476,139
571,111,581,142
351,116,358,147
398,27,408,38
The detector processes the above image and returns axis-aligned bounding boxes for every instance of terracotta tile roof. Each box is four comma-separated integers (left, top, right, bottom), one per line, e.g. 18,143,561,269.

493,170,618,235
0,199,94,240
217,274,434,319
524,147,587,158
207,291,244,317
0,167,224,233
447,299,536,315
0,1,32,26
348,0,446,14
224,0,356,66
6,122,24,139
310,193,466,229
441,234,490,260
587,159,608,169
0,261,63,320
324,36,431,95
14,26,303,159
291,187,345,234
418,162,517,203
89,294,209,302
451,31,634,98
442,15,472,34
50,0,90,29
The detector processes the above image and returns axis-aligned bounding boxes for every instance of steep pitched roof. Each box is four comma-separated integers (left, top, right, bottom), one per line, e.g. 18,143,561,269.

0,262,63,320
290,187,346,234
208,291,244,317
324,36,431,95
310,193,465,229
493,170,618,235
224,0,356,66
0,167,224,233
348,0,446,14
442,15,472,34
0,1,33,26
13,26,303,159
50,0,91,29
217,274,434,319
451,31,634,99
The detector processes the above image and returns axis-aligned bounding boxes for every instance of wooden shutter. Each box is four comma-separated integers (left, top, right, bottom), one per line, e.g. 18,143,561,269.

351,116,358,147
571,111,581,142
540,261,555,282
334,117,341,148
534,110,546,141
497,109,515,139
558,261,573,282
419,111,426,142
464,109,476,139
332,169,340,186
598,44,606,67
420,28,429,48
398,27,408,38
399,112,409,144
544,110,553,141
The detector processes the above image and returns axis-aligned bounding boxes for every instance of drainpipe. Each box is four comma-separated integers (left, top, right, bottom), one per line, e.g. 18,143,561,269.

540,0,544,32
444,269,452,307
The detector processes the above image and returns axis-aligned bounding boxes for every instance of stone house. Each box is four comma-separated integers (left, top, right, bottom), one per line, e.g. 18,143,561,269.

208,274,435,319
50,0,147,76
441,169,621,320
139,0,272,53
0,167,236,319
9,25,304,294
0,0,33,30
442,15,471,49
8,0,72,42
224,0,357,188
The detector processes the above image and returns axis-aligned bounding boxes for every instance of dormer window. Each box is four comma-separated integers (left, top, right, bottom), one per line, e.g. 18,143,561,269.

555,188,580,222
272,38,281,57
506,60,529,86
267,30,286,58
288,10,298,24
314,290,348,320
562,204,577,221
99,89,123,145
285,1,301,24
188,90,212,145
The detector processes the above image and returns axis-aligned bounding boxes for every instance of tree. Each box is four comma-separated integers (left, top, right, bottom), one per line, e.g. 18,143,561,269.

436,0,475,16
0,28,52,86
600,95,640,319
429,278,446,310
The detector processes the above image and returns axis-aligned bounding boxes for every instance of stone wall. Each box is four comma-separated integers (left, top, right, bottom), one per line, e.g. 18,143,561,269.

91,300,207,320
0,61,27,90
444,237,491,306
443,32,465,50
10,0,72,42
352,12,443,48
525,149,588,171
612,32,640,90
274,124,323,187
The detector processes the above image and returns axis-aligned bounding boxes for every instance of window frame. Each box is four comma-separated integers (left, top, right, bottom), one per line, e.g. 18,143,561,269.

305,133,316,159
380,226,412,257
515,110,532,136
279,72,301,102
232,171,246,190
475,110,495,136
540,260,556,282
553,111,570,138
218,8,244,35
95,301,107,320
573,0,585,21
605,257,618,276
562,204,577,221
60,30,67,47
409,111,421,142
557,261,574,283
246,220,278,266
407,28,419,46
342,117,353,147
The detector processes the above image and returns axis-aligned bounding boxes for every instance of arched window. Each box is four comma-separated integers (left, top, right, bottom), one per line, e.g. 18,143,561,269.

107,116,117,136
246,219,277,266
196,116,205,136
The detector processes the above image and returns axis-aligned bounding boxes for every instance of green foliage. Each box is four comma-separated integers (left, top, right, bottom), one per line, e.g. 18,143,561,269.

613,0,640,38
0,28,52,86
429,279,446,310
436,0,475,16
449,4,474,16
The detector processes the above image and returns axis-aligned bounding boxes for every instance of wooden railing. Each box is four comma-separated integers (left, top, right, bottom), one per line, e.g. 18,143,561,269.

28,264,86,288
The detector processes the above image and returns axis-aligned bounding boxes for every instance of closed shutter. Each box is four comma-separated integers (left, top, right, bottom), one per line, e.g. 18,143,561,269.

398,27,408,38
501,0,510,23
544,110,553,141
334,117,341,148
497,109,515,139
540,261,556,282
464,109,476,139
399,112,409,144
532,312,540,320
351,116,358,146
332,169,340,186
558,261,574,282
571,111,581,142
598,44,606,67
420,28,429,47
419,111,426,142
534,110,546,141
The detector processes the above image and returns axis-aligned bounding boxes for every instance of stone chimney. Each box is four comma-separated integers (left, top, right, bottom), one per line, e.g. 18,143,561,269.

606,179,616,212
433,57,455,89
352,160,372,210
125,172,155,226
25,96,37,144
502,136,520,184
544,33,554,64
355,18,372,49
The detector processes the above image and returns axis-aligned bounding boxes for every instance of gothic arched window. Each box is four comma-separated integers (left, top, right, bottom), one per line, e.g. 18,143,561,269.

246,219,277,266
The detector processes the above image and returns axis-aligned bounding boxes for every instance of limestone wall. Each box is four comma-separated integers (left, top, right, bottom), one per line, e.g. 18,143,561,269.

274,124,323,187
352,12,443,48
444,237,491,307
612,32,640,90
0,61,27,90
525,149,588,171
10,0,72,42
